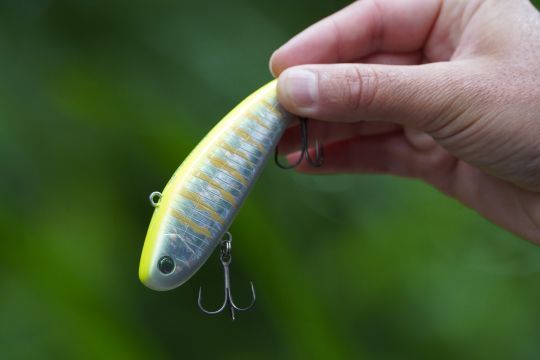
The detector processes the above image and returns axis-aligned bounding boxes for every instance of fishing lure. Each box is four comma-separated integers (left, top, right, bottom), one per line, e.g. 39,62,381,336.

139,79,323,319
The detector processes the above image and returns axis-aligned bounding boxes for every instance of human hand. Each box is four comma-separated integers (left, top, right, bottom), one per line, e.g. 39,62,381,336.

270,0,540,243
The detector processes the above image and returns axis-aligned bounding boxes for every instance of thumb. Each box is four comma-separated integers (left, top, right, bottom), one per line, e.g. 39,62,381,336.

276,62,473,132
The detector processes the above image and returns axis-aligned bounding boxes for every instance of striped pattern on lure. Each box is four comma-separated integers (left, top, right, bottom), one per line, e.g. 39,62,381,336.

139,80,295,291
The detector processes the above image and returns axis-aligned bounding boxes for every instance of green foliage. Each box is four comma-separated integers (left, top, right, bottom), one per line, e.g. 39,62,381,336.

1,1,540,359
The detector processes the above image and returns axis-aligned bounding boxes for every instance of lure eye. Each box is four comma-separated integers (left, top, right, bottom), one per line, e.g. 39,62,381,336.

158,256,175,274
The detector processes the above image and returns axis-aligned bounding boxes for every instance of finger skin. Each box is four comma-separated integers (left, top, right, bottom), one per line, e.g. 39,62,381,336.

278,120,400,154
270,0,442,75
295,132,454,182
276,51,421,154
276,61,471,129
359,52,424,65
293,133,540,243
269,0,540,242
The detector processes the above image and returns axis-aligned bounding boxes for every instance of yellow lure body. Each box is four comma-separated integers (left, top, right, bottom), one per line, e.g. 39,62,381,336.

139,80,294,290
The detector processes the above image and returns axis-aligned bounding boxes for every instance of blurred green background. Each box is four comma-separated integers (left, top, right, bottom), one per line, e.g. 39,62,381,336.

2,0,540,359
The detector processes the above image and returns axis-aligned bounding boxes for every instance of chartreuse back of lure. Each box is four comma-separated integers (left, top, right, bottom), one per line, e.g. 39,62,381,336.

139,80,294,291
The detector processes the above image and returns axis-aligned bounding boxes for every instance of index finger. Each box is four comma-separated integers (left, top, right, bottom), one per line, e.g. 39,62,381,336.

270,0,442,75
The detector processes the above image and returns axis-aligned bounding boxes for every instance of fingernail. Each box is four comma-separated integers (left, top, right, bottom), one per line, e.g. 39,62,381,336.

404,127,437,151
268,52,277,77
281,69,318,110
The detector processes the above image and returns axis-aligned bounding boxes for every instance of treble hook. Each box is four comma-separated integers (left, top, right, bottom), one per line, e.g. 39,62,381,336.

275,117,324,169
197,232,256,320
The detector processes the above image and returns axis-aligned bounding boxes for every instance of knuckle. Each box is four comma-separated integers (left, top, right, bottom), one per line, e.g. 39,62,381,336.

336,65,380,112
317,65,380,113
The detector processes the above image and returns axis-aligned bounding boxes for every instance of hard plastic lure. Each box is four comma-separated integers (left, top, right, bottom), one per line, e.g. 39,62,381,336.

139,80,296,292
140,80,323,319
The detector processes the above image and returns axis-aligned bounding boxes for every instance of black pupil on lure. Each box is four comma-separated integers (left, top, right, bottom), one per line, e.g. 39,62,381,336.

158,256,175,274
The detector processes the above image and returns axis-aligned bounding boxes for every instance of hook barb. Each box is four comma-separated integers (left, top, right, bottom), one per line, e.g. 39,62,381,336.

275,117,324,169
